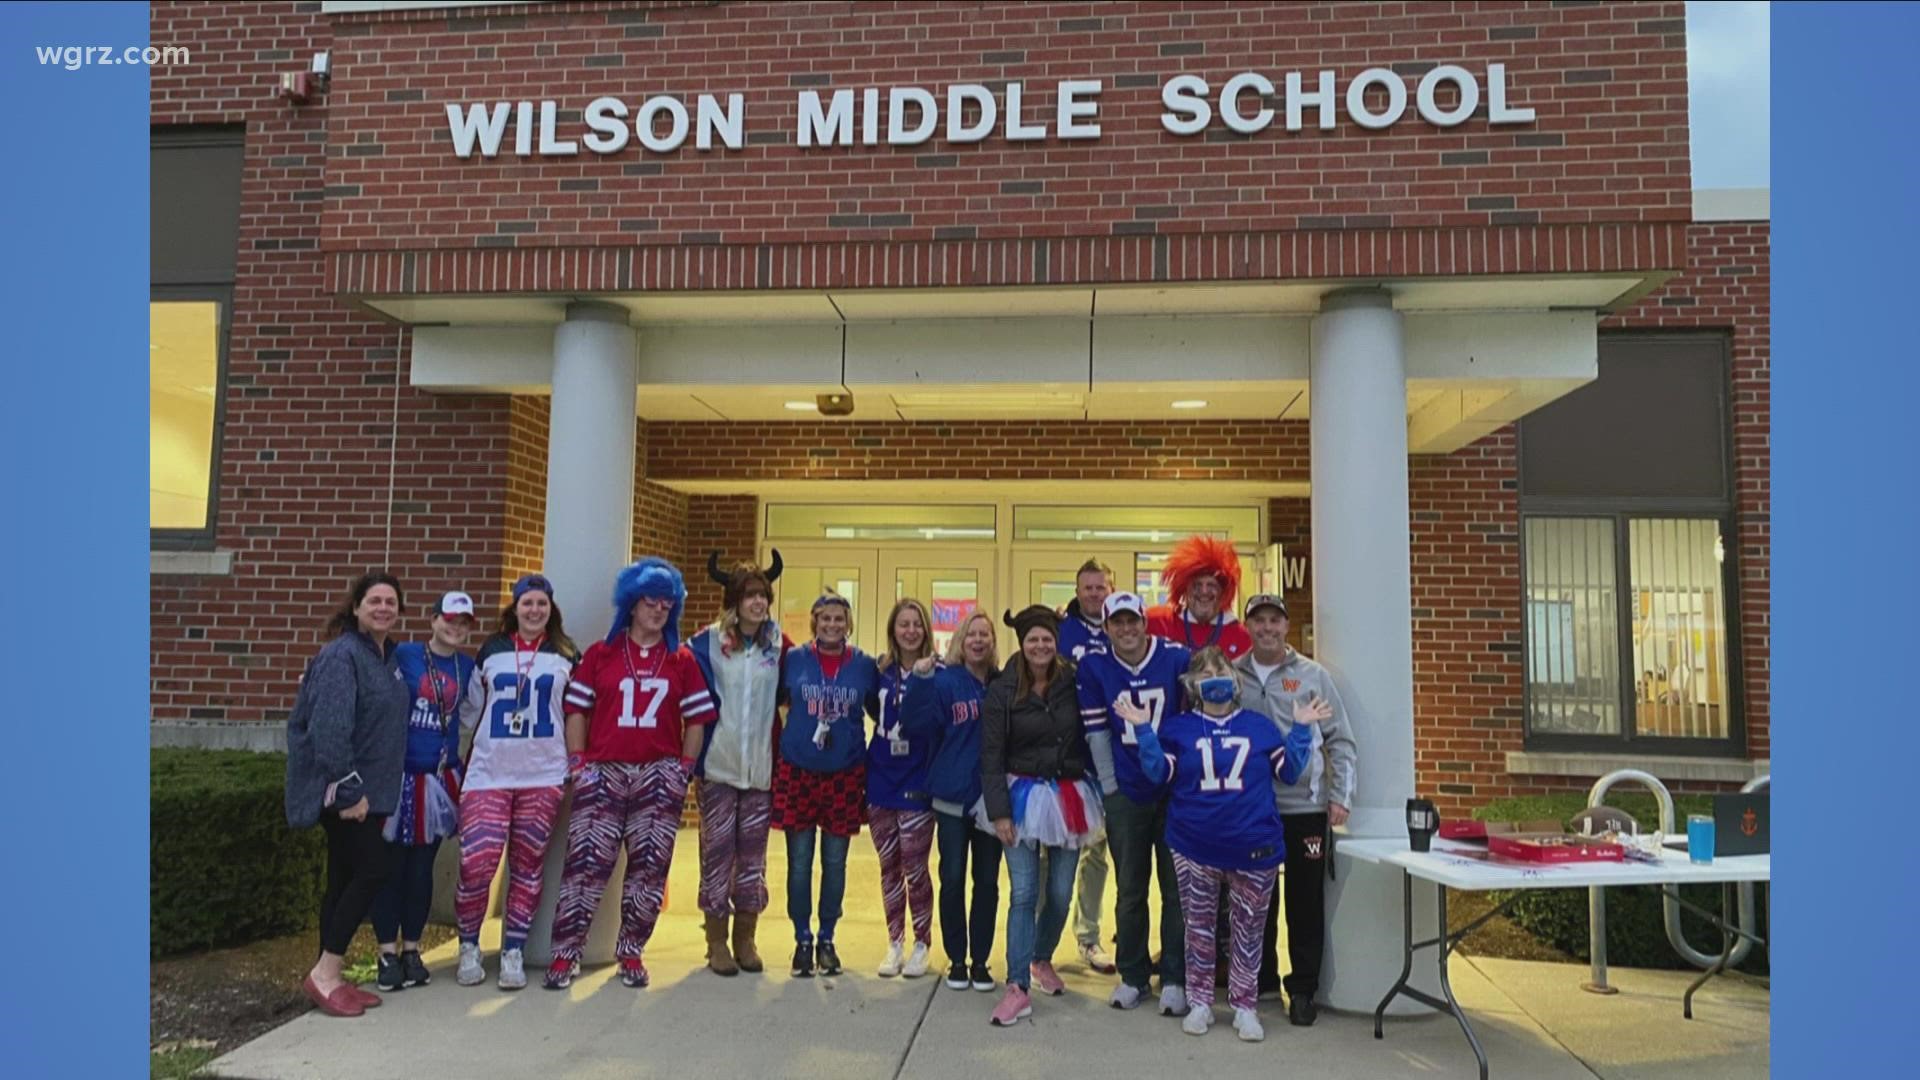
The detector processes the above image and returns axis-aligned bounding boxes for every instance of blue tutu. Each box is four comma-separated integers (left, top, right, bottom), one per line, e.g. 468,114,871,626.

382,770,460,845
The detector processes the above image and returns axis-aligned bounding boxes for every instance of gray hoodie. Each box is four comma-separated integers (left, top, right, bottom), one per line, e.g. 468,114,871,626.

1233,648,1358,816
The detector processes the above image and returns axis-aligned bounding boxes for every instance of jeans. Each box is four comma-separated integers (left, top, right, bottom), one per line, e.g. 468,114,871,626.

1038,827,1108,948
935,810,1002,969
1105,791,1184,990
1003,840,1079,990
786,827,851,943
369,838,440,945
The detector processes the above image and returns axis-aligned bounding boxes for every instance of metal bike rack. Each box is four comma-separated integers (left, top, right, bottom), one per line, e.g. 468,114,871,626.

1579,769,1763,993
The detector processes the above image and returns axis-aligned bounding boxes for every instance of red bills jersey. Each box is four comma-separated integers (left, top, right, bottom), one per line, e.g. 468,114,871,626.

1146,605,1253,660
565,637,715,764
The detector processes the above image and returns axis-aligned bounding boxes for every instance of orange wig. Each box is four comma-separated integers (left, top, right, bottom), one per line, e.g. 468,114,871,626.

1160,534,1241,613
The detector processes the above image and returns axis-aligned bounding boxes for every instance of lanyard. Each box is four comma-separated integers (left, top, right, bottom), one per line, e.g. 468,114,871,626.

423,650,462,731
1180,613,1225,651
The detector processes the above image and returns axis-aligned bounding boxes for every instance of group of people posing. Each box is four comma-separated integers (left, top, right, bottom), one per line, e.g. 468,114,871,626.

282,534,1358,1043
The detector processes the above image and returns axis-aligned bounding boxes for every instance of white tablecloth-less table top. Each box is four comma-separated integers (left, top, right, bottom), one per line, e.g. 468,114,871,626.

1338,836,1770,891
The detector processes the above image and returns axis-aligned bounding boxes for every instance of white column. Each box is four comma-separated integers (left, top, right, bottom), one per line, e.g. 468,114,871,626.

1308,288,1439,1014
523,300,638,967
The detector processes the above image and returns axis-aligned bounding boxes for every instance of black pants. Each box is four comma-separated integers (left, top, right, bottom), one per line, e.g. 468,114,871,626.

369,838,442,945
318,813,395,958
935,810,1002,969
1259,811,1330,999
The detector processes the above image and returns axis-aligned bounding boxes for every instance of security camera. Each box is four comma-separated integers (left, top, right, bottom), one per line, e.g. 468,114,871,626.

310,51,331,90
816,393,854,417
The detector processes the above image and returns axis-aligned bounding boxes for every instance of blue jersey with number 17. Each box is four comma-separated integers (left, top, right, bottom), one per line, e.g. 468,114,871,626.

1076,638,1190,804
1154,709,1313,871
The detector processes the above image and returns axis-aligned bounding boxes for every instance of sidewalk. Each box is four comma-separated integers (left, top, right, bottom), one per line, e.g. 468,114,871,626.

209,828,1767,1079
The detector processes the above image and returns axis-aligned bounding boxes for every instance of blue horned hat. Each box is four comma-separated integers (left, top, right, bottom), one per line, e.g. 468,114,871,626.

608,556,687,650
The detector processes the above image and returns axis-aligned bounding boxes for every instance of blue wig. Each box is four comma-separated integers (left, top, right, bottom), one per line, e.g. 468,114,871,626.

607,556,687,650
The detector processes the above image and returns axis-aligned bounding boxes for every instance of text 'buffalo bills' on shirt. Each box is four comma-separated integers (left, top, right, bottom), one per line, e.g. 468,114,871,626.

565,637,715,764
780,643,879,774
1148,708,1313,871
1076,637,1191,804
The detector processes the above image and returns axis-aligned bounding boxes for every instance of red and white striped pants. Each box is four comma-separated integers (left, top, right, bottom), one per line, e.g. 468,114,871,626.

1173,851,1278,1012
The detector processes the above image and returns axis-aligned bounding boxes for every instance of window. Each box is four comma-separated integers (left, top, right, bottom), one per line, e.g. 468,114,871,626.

1518,335,1742,754
763,504,996,541
151,127,242,546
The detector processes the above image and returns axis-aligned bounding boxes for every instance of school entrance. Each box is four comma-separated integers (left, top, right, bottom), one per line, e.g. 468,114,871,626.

749,496,1292,656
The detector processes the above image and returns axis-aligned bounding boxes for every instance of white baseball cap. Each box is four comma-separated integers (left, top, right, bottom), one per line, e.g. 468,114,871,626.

435,591,476,620
1103,592,1146,621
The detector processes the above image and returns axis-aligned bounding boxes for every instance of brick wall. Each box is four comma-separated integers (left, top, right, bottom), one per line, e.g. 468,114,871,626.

501,394,549,603
318,0,1690,253
150,1,523,723
648,420,1310,482
683,496,761,640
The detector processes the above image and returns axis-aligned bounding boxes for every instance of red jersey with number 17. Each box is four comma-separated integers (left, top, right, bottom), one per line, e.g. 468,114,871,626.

564,637,716,764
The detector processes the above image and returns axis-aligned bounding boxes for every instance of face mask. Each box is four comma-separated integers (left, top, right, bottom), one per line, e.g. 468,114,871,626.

1198,677,1236,705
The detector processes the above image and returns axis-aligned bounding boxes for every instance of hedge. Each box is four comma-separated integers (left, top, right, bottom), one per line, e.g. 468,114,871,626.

1475,794,1769,974
152,748,325,957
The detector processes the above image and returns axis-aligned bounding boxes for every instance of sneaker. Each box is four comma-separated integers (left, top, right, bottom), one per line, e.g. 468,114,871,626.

1109,982,1146,1010
1079,939,1117,975
815,941,842,977
1288,994,1318,1027
620,959,650,988
970,963,995,992
903,941,931,978
1159,984,1190,1017
402,950,432,988
945,961,970,990
1182,1005,1213,1036
376,953,406,992
878,940,904,978
497,948,527,991
791,942,815,978
1234,1007,1266,1042
989,984,1033,1026
456,942,486,987
1031,960,1066,996
542,959,577,991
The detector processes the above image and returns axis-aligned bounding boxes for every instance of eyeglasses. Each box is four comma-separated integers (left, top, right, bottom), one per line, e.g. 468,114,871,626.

636,596,675,610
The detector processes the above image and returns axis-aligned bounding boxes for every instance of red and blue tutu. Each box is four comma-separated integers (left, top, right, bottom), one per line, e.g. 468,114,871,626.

382,767,462,845
972,774,1105,849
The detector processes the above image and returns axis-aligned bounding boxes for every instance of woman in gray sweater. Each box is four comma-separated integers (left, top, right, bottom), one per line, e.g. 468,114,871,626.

284,571,412,1018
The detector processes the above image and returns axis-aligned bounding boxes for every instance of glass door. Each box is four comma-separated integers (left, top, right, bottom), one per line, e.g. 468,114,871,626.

878,548,996,657
763,544,880,655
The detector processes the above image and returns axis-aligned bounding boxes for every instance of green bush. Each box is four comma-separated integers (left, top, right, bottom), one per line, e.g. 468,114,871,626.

1475,794,1769,974
151,748,325,957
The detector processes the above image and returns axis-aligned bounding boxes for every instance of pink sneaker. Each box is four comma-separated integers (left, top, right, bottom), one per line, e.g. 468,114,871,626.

1031,961,1066,996
990,984,1033,1026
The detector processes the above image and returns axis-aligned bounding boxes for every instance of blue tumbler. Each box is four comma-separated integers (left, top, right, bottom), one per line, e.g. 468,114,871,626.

1686,813,1715,865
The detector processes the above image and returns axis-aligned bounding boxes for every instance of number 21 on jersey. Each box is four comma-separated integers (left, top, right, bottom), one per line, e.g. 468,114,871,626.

1117,688,1166,746
1196,736,1251,792
618,677,668,728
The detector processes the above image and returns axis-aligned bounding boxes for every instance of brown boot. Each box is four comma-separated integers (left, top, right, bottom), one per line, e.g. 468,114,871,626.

731,911,764,973
705,914,739,977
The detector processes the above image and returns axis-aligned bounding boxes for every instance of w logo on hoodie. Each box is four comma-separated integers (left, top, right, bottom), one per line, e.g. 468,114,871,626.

1282,678,1300,693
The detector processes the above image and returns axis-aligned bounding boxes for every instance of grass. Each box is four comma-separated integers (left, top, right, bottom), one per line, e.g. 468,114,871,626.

151,1041,217,1080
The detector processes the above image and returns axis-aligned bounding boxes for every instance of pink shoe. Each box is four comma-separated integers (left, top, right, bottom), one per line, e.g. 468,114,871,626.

1031,961,1066,996
990,984,1033,1026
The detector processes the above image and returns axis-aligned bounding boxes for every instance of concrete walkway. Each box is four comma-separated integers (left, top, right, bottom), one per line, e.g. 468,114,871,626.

210,828,1767,1079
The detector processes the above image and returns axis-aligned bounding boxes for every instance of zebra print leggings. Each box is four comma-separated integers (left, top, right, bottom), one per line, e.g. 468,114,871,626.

868,806,935,946
698,782,773,916
549,759,690,964
1172,851,1278,1012
455,785,564,951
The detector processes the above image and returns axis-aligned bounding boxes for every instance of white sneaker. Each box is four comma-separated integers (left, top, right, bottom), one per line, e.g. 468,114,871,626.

456,942,485,986
498,948,527,990
1159,984,1190,1017
1182,1005,1213,1036
903,941,931,978
1079,939,1117,974
878,940,904,978
1233,1007,1266,1042
1108,983,1145,1010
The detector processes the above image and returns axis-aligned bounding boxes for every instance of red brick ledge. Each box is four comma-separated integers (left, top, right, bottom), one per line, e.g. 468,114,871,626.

327,222,1686,296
